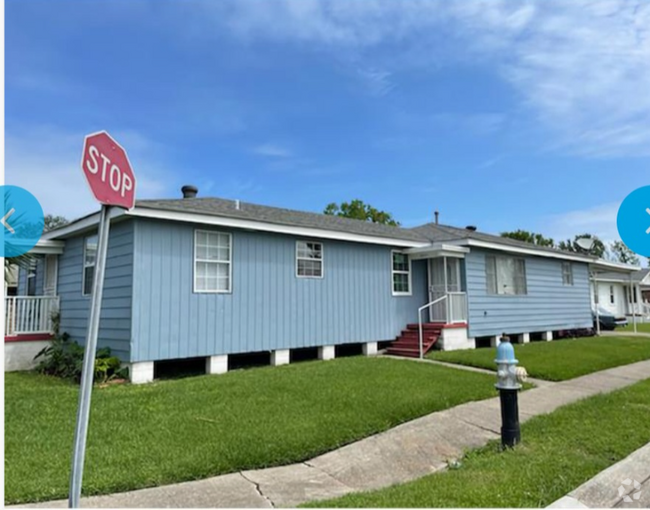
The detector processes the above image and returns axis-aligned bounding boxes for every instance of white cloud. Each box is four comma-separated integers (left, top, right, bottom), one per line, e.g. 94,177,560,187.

5,126,174,220
192,0,650,157
253,143,292,158
356,68,395,97
542,202,621,243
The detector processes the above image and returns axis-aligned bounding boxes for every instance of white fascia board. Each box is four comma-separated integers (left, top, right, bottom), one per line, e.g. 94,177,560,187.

128,208,426,247
405,243,470,259
41,208,126,240
32,239,65,255
443,238,596,263
43,206,426,248
590,260,642,273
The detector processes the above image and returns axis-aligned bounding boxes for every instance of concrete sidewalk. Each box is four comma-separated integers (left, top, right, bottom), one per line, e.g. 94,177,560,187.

549,442,650,508
14,359,650,509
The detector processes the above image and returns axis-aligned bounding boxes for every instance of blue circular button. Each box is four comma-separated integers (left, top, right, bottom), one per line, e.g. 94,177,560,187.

2,185,45,258
617,185,650,258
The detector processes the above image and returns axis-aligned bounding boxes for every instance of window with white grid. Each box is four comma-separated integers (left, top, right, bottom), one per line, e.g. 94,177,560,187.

392,251,411,295
194,230,232,293
296,241,323,278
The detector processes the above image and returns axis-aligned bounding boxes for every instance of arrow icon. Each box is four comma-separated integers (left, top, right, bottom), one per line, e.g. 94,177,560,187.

2,208,16,234
646,208,650,234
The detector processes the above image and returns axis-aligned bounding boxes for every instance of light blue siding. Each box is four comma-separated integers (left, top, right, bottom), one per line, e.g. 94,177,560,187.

57,221,134,360
17,259,44,296
131,219,426,362
465,248,592,337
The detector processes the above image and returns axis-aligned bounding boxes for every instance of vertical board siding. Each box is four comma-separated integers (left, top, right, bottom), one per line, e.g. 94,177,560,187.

465,248,592,337
57,221,134,360
132,219,426,362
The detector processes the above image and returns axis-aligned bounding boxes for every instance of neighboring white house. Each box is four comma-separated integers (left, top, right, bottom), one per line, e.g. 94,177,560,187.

591,268,650,318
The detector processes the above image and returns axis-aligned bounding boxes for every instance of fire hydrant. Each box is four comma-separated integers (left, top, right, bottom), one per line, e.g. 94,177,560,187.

495,333,527,448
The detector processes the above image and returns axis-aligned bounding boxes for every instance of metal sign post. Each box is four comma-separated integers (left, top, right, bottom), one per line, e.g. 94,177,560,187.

68,130,136,508
69,204,111,508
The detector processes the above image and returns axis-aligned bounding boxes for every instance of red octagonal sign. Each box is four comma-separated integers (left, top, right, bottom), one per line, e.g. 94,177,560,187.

81,131,137,210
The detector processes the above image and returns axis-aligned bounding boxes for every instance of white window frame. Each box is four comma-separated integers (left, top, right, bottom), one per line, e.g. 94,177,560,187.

562,262,574,286
486,255,527,296
391,250,412,296
193,229,233,294
82,234,98,296
26,259,37,296
610,285,615,304
296,240,324,279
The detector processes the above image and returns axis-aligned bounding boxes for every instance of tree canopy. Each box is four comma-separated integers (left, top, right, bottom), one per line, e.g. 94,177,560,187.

324,200,400,226
557,234,607,258
44,214,69,232
610,240,640,265
500,230,554,247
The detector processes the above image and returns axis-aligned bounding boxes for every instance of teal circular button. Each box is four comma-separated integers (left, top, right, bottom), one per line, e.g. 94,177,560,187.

2,185,44,258
617,185,650,258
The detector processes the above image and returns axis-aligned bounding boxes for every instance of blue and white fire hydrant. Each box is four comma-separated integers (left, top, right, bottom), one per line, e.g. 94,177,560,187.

495,333,527,448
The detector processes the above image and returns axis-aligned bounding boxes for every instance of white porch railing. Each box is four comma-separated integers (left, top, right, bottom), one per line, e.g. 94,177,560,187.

428,292,468,324
5,296,59,337
417,292,468,359
418,295,447,360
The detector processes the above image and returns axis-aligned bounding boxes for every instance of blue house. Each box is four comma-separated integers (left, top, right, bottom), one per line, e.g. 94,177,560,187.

7,185,635,382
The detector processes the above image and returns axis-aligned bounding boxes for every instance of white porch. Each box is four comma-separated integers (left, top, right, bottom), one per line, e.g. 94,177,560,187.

5,296,59,338
408,243,470,325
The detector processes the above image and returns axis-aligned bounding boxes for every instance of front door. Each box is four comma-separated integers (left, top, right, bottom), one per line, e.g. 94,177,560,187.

428,258,462,322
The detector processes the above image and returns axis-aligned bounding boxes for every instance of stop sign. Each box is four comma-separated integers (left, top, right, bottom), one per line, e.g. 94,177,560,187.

81,131,136,210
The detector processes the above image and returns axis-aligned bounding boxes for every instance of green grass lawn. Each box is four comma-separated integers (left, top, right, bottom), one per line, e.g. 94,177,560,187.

620,322,650,333
429,335,650,381
5,356,497,504
307,378,650,508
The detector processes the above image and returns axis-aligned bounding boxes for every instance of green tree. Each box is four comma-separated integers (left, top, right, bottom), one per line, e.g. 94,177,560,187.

609,240,640,265
324,200,400,226
558,234,606,258
44,214,69,232
500,230,555,247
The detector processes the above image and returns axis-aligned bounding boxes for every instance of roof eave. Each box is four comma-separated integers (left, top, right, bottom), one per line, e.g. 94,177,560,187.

42,205,428,248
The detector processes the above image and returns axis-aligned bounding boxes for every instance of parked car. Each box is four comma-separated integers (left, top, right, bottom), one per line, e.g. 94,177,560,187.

592,306,628,330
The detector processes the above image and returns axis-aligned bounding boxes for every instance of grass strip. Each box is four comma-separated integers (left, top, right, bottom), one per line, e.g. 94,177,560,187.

307,377,650,507
429,335,650,381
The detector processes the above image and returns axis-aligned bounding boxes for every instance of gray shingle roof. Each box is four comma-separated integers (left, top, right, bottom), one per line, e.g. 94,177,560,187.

409,222,596,259
136,198,427,242
136,197,598,260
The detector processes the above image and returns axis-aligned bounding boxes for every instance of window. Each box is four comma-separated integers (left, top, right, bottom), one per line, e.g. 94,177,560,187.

486,255,527,295
562,262,574,285
610,285,615,304
83,234,98,296
392,251,411,295
194,230,232,293
26,259,37,296
296,241,323,278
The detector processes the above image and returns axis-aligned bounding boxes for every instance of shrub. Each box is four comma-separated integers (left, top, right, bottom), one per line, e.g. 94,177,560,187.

34,334,123,384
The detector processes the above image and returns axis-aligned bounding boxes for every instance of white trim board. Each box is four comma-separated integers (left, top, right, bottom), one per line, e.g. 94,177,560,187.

445,238,640,271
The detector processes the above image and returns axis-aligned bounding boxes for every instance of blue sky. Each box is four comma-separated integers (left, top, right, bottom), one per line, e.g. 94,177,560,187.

5,0,650,242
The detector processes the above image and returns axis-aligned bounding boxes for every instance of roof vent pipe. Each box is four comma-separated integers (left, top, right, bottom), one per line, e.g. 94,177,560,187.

434,210,439,225
181,185,198,199
466,225,477,231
